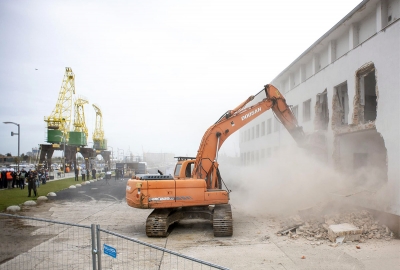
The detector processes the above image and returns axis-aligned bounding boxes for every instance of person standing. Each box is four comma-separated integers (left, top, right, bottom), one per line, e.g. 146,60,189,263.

12,170,18,188
27,169,37,197
6,170,13,189
92,168,96,179
40,169,47,184
81,169,86,181
1,169,6,189
75,167,79,181
19,169,27,189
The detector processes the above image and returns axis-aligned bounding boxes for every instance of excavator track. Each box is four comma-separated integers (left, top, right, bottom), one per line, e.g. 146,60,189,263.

146,208,190,237
146,208,175,237
213,204,233,237
146,205,233,237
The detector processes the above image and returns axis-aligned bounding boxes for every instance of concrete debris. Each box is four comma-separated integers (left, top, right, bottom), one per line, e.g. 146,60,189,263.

277,207,394,244
277,223,304,235
328,223,361,243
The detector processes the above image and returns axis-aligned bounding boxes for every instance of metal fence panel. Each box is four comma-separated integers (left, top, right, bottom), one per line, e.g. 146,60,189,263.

0,213,93,270
0,213,229,270
98,227,229,270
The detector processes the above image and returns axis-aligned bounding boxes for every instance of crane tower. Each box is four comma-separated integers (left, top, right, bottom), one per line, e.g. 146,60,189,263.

92,104,107,150
44,67,75,143
69,97,89,146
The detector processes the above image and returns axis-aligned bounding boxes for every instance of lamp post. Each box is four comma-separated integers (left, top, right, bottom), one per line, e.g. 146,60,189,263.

55,135,66,177
3,122,20,172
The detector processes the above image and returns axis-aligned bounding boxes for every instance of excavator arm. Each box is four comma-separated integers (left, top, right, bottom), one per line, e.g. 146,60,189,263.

193,84,305,187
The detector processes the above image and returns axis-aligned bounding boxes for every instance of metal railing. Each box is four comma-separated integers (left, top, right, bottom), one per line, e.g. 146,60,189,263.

0,213,229,270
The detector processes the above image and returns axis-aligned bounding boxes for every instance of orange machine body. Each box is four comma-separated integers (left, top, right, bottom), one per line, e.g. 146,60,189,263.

126,159,229,209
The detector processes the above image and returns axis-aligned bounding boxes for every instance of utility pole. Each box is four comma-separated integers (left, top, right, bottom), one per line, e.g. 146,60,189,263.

3,122,20,172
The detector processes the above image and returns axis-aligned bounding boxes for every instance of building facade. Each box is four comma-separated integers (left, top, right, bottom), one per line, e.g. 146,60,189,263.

239,0,400,228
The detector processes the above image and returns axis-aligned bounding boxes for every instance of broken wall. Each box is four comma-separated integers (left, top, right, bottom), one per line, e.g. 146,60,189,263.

239,7,400,225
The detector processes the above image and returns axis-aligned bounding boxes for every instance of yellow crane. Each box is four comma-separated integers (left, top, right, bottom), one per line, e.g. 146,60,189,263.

92,104,107,150
69,96,89,146
45,67,75,142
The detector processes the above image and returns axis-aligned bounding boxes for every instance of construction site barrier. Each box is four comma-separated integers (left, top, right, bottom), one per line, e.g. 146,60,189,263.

0,213,229,270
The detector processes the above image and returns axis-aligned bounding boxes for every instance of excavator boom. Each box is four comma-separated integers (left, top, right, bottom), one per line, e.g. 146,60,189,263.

193,84,305,188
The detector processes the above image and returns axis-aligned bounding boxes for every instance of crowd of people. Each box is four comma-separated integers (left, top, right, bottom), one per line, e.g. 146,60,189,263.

0,168,49,197
74,168,97,181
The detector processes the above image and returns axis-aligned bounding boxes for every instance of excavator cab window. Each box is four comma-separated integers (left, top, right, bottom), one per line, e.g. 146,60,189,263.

185,163,194,178
174,164,182,177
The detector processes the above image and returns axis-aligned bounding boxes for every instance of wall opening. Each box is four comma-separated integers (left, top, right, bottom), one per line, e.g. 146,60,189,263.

314,90,329,130
303,99,311,122
333,82,349,126
356,63,377,124
337,129,387,184
292,105,298,121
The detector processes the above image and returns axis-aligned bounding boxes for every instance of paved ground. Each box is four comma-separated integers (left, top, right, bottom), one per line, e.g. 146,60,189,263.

5,177,400,270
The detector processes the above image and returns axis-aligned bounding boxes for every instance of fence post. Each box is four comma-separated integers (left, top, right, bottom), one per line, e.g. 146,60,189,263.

96,224,102,270
91,224,97,270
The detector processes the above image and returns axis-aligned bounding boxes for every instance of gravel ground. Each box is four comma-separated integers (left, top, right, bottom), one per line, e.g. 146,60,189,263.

1,178,399,270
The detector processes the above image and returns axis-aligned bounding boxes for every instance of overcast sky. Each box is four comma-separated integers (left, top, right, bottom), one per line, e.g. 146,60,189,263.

0,0,362,159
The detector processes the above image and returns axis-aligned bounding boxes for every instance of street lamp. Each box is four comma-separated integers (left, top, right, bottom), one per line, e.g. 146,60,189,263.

55,135,66,177
3,122,20,172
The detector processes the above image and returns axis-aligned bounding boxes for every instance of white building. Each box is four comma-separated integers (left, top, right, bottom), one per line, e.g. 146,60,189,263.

239,0,400,231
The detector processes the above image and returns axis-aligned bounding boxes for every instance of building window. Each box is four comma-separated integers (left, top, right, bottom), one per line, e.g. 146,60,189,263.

292,105,298,121
303,99,311,122
357,64,377,123
267,119,272,134
256,124,260,138
315,90,329,130
251,127,255,140
274,117,280,132
261,121,265,136
261,149,265,159
334,82,349,125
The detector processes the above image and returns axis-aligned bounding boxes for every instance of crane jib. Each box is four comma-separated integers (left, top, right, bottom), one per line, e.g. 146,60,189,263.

241,107,262,121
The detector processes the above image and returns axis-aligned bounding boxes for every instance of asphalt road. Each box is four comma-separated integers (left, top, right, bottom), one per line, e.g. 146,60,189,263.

48,177,127,202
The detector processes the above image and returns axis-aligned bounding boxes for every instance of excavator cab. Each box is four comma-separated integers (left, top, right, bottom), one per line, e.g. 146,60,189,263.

173,157,195,179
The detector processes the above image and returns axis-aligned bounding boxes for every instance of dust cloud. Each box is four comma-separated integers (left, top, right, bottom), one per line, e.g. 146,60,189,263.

219,146,390,218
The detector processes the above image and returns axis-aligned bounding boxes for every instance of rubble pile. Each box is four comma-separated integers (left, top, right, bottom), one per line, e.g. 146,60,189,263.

277,208,394,243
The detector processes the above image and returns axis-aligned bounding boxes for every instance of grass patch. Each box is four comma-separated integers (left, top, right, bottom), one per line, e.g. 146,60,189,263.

0,177,79,211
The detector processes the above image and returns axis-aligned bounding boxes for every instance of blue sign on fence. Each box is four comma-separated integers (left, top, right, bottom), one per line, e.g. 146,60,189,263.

103,244,117,258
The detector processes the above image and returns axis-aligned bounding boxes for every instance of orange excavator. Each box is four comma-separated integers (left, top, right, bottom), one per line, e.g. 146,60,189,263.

126,84,314,237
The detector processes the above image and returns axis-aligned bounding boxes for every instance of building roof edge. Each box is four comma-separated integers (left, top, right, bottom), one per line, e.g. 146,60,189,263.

271,0,371,83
